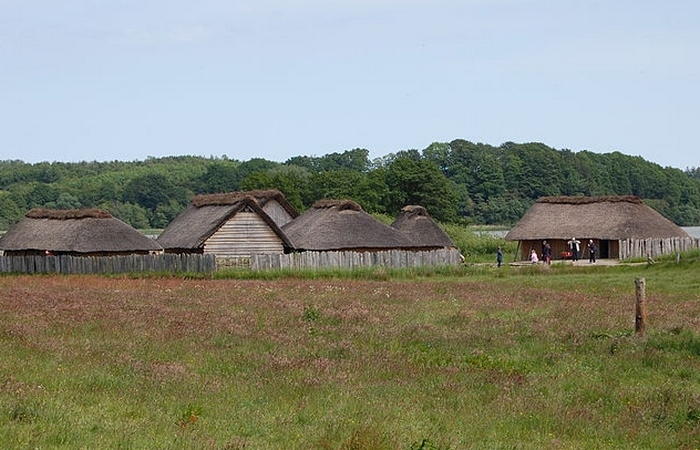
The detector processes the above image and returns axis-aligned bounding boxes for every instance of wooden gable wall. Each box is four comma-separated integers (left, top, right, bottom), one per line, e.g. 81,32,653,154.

203,210,284,257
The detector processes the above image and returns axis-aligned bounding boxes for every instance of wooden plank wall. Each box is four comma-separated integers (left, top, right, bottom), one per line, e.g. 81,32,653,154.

0,254,217,275
618,237,700,260
204,212,284,257
250,248,463,271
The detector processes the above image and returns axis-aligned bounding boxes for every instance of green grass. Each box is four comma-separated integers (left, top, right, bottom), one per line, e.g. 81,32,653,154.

0,259,699,448
441,223,515,263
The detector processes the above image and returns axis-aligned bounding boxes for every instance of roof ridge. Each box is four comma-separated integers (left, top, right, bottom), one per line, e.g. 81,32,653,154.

311,199,363,211
191,190,284,207
25,208,113,220
537,195,642,205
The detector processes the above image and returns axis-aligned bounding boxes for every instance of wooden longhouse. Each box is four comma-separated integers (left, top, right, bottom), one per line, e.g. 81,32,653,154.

245,200,464,270
281,199,426,252
0,208,162,256
505,196,695,260
156,192,295,257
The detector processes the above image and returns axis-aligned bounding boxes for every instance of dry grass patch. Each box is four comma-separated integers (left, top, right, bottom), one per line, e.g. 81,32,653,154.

0,268,699,448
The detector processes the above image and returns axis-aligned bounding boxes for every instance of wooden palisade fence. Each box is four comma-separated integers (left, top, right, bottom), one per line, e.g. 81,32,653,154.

0,254,217,275
619,237,700,260
250,248,463,271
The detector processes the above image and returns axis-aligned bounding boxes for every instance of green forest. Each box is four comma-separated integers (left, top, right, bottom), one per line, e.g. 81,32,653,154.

1,139,699,230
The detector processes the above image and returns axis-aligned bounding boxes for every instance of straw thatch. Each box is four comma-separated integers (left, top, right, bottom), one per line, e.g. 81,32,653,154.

25,208,113,220
505,196,690,241
390,205,455,248
156,195,292,252
282,199,420,251
0,208,162,255
190,189,298,218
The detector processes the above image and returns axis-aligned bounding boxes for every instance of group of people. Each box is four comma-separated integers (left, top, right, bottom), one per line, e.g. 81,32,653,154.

529,240,552,264
568,238,597,263
507,238,597,266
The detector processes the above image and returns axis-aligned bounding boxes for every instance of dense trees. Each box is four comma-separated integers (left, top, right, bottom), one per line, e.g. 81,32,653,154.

285,148,371,173
1,141,699,230
383,151,460,222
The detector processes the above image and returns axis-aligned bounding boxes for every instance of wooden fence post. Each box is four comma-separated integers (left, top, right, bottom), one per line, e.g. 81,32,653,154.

635,277,647,336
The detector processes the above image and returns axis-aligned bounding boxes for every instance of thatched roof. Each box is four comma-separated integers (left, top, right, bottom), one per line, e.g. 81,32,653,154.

282,199,420,251
390,205,455,248
505,196,690,241
157,195,292,250
26,208,113,220
190,189,298,218
0,208,162,253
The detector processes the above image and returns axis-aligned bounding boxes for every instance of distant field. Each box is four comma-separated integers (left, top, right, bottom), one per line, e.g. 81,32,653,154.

684,226,700,239
0,262,699,449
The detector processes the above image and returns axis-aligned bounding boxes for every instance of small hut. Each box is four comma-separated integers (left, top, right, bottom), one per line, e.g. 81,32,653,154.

157,193,293,257
282,199,419,252
390,205,456,250
505,196,691,260
0,208,162,256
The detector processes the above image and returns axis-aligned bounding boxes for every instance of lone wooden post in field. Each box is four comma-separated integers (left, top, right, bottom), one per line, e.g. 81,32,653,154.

635,277,647,336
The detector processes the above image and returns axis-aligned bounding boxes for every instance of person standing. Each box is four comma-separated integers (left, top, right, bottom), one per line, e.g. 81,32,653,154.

543,241,552,265
496,246,503,268
567,237,580,261
588,239,597,263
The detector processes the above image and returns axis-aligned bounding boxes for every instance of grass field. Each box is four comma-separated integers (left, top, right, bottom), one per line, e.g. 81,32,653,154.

1,259,699,449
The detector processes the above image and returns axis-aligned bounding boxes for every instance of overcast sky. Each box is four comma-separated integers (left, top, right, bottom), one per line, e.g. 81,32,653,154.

1,0,698,170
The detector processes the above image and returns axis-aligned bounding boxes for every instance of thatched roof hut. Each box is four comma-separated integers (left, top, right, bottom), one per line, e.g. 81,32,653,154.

505,196,691,260
157,193,293,257
390,205,455,249
0,208,162,256
282,199,420,251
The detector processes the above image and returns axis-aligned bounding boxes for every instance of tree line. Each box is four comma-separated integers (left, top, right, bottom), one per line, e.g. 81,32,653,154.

1,139,699,230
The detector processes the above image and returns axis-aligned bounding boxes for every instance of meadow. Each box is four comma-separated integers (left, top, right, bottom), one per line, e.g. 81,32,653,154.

0,257,699,449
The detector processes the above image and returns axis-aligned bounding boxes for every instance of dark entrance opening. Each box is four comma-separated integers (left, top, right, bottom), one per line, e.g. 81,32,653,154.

599,240,610,259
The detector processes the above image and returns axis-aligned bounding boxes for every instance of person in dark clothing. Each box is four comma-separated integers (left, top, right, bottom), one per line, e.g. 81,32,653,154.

588,239,597,263
542,240,552,264
496,246,503,268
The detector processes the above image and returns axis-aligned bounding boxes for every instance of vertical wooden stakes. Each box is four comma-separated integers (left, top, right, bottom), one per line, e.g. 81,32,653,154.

635,277,647,336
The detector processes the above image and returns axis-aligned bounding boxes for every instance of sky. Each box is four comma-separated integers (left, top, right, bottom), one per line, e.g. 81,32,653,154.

1,0,698,170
